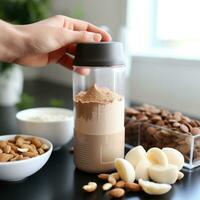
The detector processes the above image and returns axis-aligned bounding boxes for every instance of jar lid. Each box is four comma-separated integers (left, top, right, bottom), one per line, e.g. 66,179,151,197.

74,42,124,67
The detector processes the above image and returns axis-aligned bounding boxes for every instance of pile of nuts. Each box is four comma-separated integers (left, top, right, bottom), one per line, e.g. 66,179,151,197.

83,172,142,198
125,104,200,163
83,145,184,197
0,136,49,162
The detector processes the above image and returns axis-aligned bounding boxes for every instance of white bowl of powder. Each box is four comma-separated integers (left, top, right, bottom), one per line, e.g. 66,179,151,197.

16,107,74,150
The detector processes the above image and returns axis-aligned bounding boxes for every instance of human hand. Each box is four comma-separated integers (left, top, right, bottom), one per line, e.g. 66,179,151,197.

12,15,111,71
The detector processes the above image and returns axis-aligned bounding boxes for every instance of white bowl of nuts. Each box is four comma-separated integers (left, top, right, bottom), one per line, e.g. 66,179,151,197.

0,135,53,182
16,107,74,150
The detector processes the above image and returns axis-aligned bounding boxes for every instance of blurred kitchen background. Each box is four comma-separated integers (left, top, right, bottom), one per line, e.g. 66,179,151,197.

1,0,200,117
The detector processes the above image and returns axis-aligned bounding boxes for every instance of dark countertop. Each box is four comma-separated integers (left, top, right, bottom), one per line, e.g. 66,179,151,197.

0,79,200,200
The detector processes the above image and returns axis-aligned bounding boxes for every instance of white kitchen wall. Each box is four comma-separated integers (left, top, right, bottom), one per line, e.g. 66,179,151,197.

130,56,200,117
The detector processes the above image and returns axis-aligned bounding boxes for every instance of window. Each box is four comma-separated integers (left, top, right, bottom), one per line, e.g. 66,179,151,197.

127,0,200,59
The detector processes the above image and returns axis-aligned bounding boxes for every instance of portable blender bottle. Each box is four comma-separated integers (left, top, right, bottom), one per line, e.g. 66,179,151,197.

73,42,125,173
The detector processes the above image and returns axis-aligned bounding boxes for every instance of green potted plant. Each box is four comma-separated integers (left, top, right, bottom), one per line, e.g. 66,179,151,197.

0,0,50,106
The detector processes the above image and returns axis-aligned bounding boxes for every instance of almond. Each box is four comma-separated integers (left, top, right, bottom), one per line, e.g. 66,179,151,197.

3,145,11,154
22,151,38,158
108,175,116,186
41,144,49,151
125,182,142,192
21,144,34,152
115,180,125,188
102,183,113,191
38,148,45,155
16,137,24,146
109,188,125,198
17,148,29,153
191,127,200,135
0,141,7,148
98,173,109,181
83,182,97,192
108,172,120,184
0,153,14,162
180,124,189,133
31,138,42,148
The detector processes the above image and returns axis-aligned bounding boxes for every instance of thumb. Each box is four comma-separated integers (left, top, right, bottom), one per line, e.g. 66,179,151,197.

62,30,102,44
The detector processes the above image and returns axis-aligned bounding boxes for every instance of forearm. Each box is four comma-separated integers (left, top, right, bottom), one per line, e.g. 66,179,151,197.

0,20,28,63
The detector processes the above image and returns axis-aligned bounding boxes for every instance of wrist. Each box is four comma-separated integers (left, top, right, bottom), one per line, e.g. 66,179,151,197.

0,20,28,63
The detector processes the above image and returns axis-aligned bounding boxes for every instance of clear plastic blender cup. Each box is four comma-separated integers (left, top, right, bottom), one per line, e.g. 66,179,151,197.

73,42,125,173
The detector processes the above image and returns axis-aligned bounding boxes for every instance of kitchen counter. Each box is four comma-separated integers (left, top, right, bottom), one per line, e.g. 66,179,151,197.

0,79,200,200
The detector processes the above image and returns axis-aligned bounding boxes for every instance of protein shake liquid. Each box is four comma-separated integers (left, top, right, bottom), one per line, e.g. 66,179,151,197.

73,42,125,173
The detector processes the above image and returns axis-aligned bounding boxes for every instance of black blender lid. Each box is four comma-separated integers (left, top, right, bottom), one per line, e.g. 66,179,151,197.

74,42,124,67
